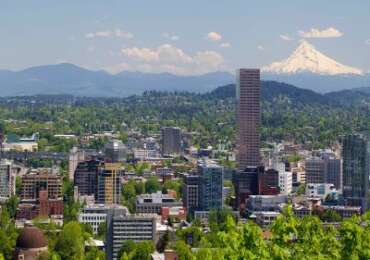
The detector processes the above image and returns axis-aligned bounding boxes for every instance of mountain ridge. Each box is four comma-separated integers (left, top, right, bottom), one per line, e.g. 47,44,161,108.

0,62,369,96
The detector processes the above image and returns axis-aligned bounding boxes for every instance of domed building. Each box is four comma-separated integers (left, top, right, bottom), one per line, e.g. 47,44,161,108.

14,225,48,260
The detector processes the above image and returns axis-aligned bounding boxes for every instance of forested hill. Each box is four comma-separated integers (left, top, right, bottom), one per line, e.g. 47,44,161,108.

1,80,370,149
207,81,370,108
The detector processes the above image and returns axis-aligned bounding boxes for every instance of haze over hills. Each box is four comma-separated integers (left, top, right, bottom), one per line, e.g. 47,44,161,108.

0,42,369,96
262,40,370,93
0,63,233,97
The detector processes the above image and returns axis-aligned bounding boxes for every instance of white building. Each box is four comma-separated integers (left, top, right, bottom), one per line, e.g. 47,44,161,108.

255,211,280,228
136,191,182,214
246,195,288,212
279,171,292,195
133,149,159,161
306,183,336,199
0,160,15,201
78,204,128,234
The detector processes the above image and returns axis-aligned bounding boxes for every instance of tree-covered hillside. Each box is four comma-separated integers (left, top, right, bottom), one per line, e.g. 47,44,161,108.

1,81,370,150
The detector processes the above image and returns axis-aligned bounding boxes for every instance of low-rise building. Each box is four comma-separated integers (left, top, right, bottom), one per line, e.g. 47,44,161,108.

321,205,361,219
78,204,128,234
306,183,336,199
136,192,182,214
134,149,159,161
255,211,280,228
246,195,288,212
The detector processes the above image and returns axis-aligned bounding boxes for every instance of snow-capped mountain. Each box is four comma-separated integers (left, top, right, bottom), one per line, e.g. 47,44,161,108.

263,40,363,75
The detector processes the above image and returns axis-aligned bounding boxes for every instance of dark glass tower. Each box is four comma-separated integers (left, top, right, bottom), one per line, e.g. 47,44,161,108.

342,134,370,211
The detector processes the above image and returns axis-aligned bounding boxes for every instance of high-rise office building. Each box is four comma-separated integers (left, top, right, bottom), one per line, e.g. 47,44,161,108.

259,169,280,195
74,159,103,197
342,134,370,210
305,157,326,184
236,68,261,170
182,160,223,214
325,157,342,190
233,166,264,209
305,156,342,190
68,147,85,181
161,127,181,156
0,159,15,201
97,163,122,205
20,170,62,200
108,214,156,260
183,174,201,214
198,160,224,211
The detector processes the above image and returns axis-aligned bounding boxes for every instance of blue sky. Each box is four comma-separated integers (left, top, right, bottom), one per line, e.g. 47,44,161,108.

1,0,369,74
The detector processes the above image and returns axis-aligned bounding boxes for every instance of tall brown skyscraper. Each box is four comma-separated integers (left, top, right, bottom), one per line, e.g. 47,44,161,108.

236,68,261,170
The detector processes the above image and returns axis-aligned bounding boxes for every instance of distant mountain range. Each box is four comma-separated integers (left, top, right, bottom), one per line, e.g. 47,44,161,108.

0,63,233,97
0,42,369,97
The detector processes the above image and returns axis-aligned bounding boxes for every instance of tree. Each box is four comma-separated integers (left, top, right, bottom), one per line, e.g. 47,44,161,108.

118,240,136,259
156,230,170,252
145,177,161,194
121,180,137,213
118,240,154,260
15,176,22,195
97,222,107,240
320,209,342,222
85,246,105,260
134,181,145,195
5,195,19,218
130,241,154,260
172,241,194,260
0,209,18,260
208,209,235,232
54,222,86,260
296,183,305,195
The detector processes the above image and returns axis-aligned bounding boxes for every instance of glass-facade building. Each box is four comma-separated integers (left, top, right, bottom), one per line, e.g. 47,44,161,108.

342,134,370,210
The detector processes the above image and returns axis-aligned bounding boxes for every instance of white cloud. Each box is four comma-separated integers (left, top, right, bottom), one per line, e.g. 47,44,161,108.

85,33,96,39
121,47,159,62
298,27,343,38
95,30,111,37
257,45,265,51
280,34,294,41
162,32,179,41
87,46,95,52
121,44,192,64
104,63,132,74
157,44,193,64
207,32,222,41
85,29,134,39
118,44,225,75
220,42,231,48
366,39,370,45
193,51,224,68
114,29,134,39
